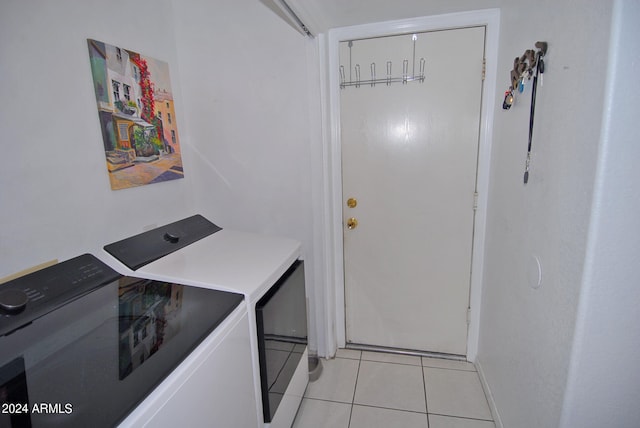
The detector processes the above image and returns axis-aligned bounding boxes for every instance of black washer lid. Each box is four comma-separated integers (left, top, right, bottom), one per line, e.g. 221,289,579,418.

103,214,222,271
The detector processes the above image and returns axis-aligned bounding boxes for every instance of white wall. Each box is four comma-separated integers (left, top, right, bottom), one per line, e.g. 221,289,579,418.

309,1,623,426
304,1,626,425
0,0,320,356
559,1,640,426
477,0,613,427
168,0,319,349
168,0,312,240
3,1,636,426
0,0,193,277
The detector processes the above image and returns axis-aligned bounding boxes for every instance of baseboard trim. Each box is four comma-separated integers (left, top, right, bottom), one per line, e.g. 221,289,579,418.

475,357,504,428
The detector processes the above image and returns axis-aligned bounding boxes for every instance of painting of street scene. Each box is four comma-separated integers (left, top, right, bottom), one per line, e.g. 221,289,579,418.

87,39,184,190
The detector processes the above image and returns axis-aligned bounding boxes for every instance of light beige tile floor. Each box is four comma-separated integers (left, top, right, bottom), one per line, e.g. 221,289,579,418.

293,349,495,428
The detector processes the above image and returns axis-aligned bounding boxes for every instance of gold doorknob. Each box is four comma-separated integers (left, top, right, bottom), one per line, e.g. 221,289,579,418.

346,217,358,230
346,198,358,208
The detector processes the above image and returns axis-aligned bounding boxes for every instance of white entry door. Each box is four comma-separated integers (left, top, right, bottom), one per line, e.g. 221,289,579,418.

341,26,485,356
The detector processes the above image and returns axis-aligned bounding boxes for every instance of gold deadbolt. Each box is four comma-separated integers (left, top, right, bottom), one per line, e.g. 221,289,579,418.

347,198,358,208
346,217,358,230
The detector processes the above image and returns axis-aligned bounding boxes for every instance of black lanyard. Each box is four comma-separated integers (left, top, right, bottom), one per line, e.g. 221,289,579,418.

524,42,547,184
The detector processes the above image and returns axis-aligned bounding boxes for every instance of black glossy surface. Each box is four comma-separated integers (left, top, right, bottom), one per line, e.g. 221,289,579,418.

0,256,243,428
256,260,307,422
0,254,120,337
103,214,222,270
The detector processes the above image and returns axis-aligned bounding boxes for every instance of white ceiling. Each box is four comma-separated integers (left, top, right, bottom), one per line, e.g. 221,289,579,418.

280,0,500,35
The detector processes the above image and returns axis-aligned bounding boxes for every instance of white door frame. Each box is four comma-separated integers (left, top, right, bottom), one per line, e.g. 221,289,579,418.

319,9,500,361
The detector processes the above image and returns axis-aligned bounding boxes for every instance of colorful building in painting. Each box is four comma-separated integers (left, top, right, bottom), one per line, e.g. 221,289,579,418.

106,43,158,158
87,38,184,189
88,39,157,171
88,40,118,155
154,90,181,154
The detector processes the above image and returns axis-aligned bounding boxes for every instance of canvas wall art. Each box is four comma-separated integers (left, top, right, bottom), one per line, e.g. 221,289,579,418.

87,39,184,190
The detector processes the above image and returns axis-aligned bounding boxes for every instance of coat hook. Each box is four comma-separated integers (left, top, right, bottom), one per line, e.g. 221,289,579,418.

370,63,376,87
339,38,428,88
402,59,409,84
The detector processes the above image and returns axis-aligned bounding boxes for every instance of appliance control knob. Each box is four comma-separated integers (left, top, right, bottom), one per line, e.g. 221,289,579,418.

0,289,29,314
163,232,180,243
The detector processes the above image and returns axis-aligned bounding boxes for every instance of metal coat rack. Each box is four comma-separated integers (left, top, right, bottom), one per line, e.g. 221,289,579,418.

340,36,426,89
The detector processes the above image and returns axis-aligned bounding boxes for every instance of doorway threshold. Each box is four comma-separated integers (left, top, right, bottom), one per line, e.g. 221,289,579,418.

345,343,466,362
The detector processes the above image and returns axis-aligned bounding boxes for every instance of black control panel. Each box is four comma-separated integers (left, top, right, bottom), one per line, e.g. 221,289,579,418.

103,214,222,270
0,254,120,336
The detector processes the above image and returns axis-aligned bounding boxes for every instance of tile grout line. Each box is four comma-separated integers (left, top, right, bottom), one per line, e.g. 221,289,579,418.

422,365,477,372
332,351,491,427
355,356,431,414
301,397,432,416
472,365,497,425
428,412,495,422
423,361,495,425
348,402,428,415
361,360,422,367
342,354,476,372
299,397,353,406
336,349,481,367
422,358,430,427
346,352,362,428
421,356,478,372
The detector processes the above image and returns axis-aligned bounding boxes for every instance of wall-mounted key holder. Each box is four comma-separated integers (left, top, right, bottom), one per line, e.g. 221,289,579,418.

502,41,548,184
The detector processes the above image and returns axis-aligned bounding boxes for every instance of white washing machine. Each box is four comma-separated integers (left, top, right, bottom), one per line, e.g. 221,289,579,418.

0,253,257,428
